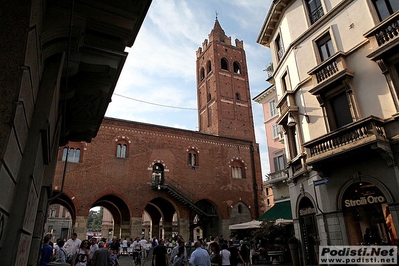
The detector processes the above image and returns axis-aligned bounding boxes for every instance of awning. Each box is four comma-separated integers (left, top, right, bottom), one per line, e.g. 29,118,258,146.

229,220,262,230
257,201,292,221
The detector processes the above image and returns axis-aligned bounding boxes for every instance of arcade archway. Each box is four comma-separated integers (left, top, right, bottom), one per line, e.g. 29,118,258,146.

190,199,219,241
145,197,177,239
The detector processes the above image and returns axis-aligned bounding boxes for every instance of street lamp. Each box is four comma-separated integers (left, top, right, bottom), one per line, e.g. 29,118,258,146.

287,112,310,127
287,113,296,127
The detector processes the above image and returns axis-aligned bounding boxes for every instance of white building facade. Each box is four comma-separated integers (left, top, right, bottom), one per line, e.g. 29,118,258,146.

257,0,399,264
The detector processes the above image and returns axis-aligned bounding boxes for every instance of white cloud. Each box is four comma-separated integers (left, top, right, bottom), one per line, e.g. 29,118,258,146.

107,0,273,177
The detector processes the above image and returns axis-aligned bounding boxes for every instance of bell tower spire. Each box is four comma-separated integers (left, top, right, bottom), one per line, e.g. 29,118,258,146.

196,19,256,141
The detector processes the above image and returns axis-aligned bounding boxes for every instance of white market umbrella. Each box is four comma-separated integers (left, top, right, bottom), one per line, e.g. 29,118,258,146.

229,220,262,230
274,218,293,226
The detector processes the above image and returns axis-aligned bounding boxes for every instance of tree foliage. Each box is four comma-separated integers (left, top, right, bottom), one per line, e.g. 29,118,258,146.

87,208,103,232
251,220,291,245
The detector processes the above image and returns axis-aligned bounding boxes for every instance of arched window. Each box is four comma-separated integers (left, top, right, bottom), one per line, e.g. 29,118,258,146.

238,204,243,213
232,166,243,179
235,93,241,100
233,61,241,74
62,147,68,161
230,159,246,179
207,60,212,73
151,163,164,188
187,147,199,168
200,67,205,81
221,58,228,70
62,147,80,163
114,136,130,158
116,144,127,158
189,153,196,166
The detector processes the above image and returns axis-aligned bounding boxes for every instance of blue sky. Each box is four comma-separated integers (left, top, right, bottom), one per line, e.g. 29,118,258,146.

105,0,273,179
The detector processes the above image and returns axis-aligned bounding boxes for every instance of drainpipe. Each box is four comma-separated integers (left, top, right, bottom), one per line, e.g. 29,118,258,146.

313,184,331,245
250,143,260,218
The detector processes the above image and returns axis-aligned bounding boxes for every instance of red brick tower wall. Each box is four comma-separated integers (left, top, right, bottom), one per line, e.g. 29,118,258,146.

196,19,256,142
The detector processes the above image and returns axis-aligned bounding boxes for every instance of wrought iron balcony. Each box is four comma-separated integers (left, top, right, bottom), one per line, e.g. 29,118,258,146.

265,63,274,79
277,48,284,61
308,52,354,95
365,11,399,60
304,116,388,164
310,5,324,24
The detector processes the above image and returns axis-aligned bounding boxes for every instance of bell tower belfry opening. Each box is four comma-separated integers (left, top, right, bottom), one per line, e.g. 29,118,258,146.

196,18,256,141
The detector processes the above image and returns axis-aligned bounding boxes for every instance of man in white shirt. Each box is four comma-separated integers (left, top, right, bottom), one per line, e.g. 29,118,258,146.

64,233,81,257
90,237,99,259
122,237,128,255
132,237,142,261
139,237,148,257
139,237,147,248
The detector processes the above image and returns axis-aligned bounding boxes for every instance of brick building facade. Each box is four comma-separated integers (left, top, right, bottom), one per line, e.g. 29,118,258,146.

52,19,263,242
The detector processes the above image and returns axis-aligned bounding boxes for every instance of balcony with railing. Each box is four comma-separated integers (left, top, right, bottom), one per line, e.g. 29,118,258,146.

365,11,399,61
310,5,324,24
304,116,388,165
276,91,298,126
308,52,354,95
267,170,288,185
265,63,274,80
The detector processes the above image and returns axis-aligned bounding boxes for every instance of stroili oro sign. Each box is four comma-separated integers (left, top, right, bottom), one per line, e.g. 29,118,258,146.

344,195,386,208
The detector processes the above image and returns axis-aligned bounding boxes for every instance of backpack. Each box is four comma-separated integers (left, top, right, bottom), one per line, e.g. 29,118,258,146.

111,254,119,266
240,244,249,258
173,255,184,266
56,248,67,262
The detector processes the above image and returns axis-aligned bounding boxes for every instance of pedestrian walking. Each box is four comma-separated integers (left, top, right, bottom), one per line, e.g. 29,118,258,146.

189,241,211,266
152,239,168,266
91,241,112,266
72,239,91,266
40,236,54,266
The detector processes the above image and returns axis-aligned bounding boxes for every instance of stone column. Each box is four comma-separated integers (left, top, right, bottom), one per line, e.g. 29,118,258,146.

130,217,143,238
113,223,121,238
179,219,190,242
163,221,173,240
152,224,160,239
121,220,131,239
221,219,230,242
74,216,89,240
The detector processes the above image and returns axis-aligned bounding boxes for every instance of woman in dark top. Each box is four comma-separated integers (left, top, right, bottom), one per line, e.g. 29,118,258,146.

209,242,221,266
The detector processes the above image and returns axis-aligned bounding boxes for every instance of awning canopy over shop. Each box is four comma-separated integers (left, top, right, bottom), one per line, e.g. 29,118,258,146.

229,220,262,230
257,201,292,221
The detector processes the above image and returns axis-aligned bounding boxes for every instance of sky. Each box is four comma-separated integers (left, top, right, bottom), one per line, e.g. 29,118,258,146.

105,0,273,179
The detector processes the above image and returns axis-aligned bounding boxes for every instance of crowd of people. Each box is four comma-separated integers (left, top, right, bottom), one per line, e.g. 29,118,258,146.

151,235,252,266
39,233,123,266
39,233,253,266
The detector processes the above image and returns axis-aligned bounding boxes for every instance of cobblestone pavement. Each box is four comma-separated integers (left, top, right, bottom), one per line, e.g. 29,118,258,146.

118,255,152,266
117,256,294,266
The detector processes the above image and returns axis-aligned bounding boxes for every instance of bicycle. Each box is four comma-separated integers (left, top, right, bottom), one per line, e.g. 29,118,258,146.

133,249,143,266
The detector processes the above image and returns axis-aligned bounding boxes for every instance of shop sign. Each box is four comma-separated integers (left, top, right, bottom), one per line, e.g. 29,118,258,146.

344,195,386,208
299,207,316,216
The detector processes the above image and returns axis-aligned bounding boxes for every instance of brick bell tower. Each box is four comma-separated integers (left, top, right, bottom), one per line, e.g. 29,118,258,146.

196,18,256,141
